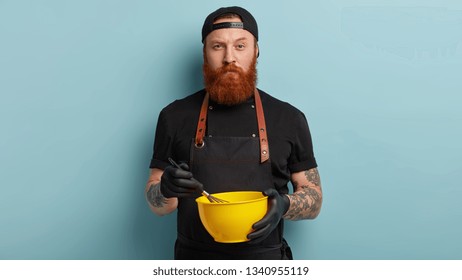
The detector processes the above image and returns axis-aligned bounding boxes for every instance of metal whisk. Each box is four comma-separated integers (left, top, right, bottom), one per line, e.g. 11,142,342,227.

167,158,229,203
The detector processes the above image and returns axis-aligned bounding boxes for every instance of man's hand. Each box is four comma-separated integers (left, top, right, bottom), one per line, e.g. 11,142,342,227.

247,188,290,243
160,163,203,198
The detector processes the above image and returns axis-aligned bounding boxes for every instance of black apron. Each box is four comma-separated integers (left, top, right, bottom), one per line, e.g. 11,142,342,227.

175,90,292,260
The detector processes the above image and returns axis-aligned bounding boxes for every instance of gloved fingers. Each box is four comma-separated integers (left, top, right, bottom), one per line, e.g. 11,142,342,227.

263,188,279,198
251,213,272,231
172,178,203,191
190,177,204,192
164,166,193,179
161,164,204,198
178,162,190,171
247,224,271,243
263,188,290,215
169,184,196,194
167,183,201,198
174,188,201,197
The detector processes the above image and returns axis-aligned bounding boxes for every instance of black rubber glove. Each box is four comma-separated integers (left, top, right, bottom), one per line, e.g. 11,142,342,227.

160,163,203,198
247,188,290,243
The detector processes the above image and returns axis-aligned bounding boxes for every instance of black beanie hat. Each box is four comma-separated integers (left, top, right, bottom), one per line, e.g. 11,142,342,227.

201,6,258,43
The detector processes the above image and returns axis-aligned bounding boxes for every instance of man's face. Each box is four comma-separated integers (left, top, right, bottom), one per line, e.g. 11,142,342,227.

203,17,259,105
204,17,258,72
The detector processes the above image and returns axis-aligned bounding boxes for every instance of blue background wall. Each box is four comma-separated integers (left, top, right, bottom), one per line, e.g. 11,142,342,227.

1,0,461,260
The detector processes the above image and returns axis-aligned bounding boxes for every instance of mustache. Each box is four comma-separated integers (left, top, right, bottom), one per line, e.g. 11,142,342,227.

216,63,244,74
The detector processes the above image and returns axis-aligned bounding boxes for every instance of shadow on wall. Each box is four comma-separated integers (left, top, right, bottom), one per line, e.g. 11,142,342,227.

187,50,205,94
341,6,462,60
132,48,204,260
171,45,204,100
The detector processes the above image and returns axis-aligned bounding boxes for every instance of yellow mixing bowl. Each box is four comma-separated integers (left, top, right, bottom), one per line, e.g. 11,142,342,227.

196,191,268,243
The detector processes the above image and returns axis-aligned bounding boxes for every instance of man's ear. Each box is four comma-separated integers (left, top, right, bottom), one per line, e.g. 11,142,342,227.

256,43,260,58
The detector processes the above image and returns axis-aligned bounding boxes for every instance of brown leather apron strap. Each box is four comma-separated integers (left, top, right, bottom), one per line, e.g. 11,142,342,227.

254,89,269,163
194,90,269,162
195,92,209,147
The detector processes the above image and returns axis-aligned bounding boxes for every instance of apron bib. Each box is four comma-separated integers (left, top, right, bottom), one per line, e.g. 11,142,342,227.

175,90,290,259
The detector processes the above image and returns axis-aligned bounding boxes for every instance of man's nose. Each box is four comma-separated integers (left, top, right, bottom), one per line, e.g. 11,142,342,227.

223,48,236,64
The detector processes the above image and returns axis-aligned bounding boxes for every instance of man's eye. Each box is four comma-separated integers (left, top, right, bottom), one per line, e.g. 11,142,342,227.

213,44,223,49
237,44,245,49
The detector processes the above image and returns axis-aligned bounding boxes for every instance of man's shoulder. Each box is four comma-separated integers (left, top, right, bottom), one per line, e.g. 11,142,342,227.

258,88,304,115
161,89,205,113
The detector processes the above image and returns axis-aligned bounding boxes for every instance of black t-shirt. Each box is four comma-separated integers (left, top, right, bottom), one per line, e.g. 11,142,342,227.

149,88,317,193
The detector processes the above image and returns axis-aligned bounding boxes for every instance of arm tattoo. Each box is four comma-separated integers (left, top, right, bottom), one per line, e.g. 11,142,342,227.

146,183,168,208
284,168,322,221
305,168,321,186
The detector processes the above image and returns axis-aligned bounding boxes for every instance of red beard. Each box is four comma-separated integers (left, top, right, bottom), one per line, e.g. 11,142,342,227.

203,56,257,106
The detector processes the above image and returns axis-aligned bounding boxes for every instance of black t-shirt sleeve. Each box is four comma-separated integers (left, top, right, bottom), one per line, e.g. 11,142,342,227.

287,111,318,173
149,109,171,170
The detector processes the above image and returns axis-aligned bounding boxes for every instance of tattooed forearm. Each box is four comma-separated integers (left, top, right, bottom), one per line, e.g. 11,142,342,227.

146,183,168,208
284,168,323,221
284,185,322,220
305,168,321,186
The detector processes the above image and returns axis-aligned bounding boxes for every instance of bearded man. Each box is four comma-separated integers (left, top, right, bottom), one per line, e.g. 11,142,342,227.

145,6,323,260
